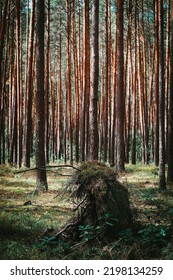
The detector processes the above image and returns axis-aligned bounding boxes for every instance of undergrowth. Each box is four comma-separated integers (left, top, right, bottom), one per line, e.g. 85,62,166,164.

0,164,173,259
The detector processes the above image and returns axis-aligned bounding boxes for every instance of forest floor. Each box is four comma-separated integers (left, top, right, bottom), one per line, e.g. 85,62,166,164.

0,163,173,260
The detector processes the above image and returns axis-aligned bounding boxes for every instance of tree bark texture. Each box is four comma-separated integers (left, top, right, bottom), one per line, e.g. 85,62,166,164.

35,0,48,191
158,0,166,189
116,0,125,171
167,4,173,182
89,0,99,161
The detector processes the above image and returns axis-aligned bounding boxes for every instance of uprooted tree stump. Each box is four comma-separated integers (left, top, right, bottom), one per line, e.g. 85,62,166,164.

52,162,133,243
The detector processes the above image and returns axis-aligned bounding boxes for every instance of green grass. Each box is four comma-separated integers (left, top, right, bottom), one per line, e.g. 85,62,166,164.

0,163,173,259
0,165,71,259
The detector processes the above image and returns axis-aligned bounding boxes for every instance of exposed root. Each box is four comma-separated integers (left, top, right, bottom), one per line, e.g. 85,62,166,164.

51,162,133,244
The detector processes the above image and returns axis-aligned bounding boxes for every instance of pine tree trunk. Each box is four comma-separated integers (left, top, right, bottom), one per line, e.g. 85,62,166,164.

66,0,73,164
72,0,79,163
80,0,90,162
167,4,173,182
15,0,22,167
164,1,170,163
35,0,48,191
23,0,35,167
0,0,8,163
89,0,99,161
44,0,50,163
56,17,63,161
154,0,159,166
116,0,125,171
158,0,166,189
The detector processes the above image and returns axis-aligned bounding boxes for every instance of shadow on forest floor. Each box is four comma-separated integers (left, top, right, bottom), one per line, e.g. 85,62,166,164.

0,163,173,259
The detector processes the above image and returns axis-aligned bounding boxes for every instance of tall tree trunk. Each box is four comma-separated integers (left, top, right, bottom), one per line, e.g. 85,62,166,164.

72,0,79,163
15,0,22,167
44,0,50,163
66,0,73,164
123,1,130,164
89,0,99,161
154,0,159,166
0,0,9,163
167,4,173,182
23,0,35,167
80,0,90,162
103,0,110,162
35,0,48,191
56,17,63,161
116,0,125,171
165,0,170,162
131,1,138,164
139,0,149,164
0,0,8,163
158,0,166,189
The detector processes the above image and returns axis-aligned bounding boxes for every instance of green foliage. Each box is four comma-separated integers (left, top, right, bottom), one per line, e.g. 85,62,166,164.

168,208,173,215
79,224,99,241
0,165,12,176
37,236,70,252
1,163,173,259
138,224,167,251
0,212,47,259
78,213,118,242
125,163,159,175
0,212,45,238
0,166,71,259
141,188,156,202
161,243,173,260
118,228,135,244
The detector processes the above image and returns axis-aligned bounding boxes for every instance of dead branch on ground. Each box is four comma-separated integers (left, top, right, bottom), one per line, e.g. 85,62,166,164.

13,165,81,175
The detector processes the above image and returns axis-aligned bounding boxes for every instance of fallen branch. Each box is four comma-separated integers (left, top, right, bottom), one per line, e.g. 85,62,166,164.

53,183,78,199
13,165,81,174
53,220,79,239
73,195,88,211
